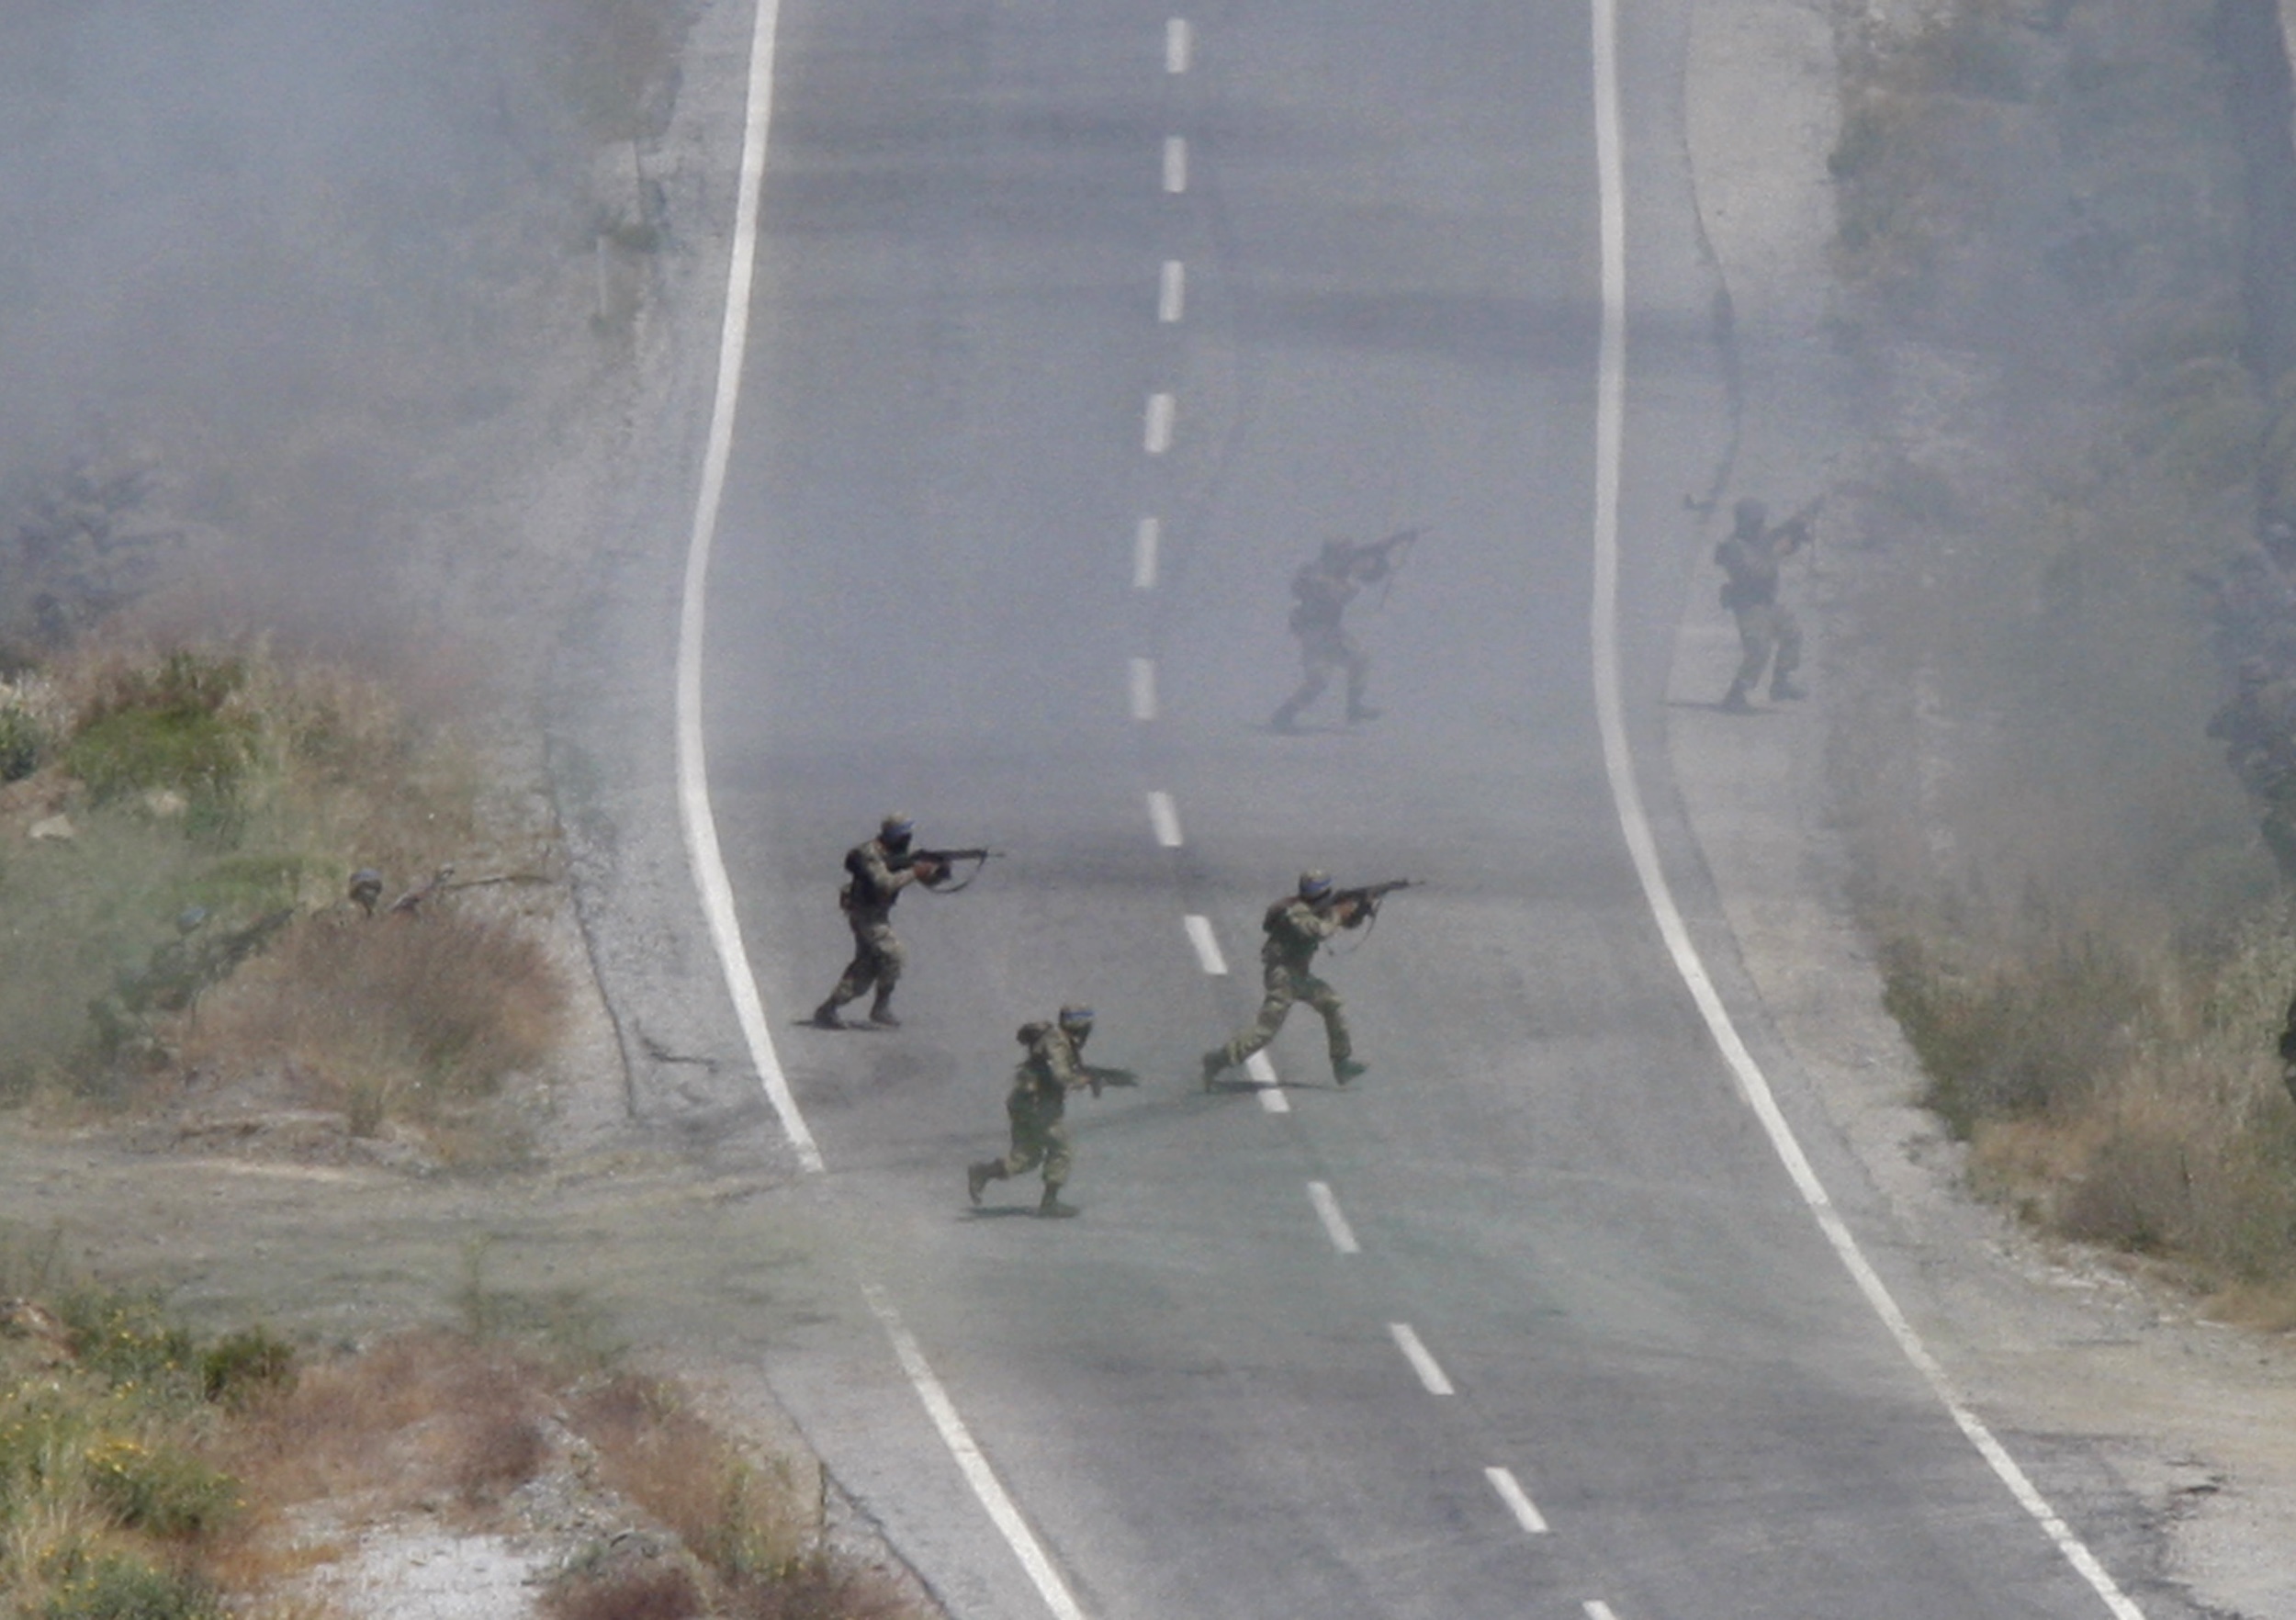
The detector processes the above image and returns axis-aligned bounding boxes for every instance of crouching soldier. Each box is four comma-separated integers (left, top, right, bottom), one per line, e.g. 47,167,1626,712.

969,1005,1098,1219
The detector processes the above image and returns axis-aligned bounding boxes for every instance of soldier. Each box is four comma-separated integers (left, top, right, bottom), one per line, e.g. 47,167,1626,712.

1201,871,1368,1089
809,813,944,1029
969,1004,1099,1218
1271,533,1413,733
2278,990,2296,1111
1714,496,1811,713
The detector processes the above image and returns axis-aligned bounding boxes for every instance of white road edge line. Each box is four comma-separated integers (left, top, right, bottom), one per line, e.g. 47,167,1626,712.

1584,5,2142,1614
1306,1181,1360,1254
1129,657,1158,720
1144,391,1176,454
1165,17,1191,74
1244,1051,1288,1113
673,0,822,1176
1387,1322,1455,1396
1159,258,1186,322
1147,791,1183,847
1484,1466,1549,1535
1133,516,1161,588
1162,135,1187,193
864,1285,1091,1620
1182,914,1227,975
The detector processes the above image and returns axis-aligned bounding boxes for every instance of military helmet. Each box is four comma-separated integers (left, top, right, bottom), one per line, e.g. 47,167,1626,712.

880,811,915,841
1057,1003,1094,1031
1298,870,1334,900
1732,497,1767,535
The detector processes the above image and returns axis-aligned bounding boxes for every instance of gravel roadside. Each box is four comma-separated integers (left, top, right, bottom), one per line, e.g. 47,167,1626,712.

1674,4,2296,1616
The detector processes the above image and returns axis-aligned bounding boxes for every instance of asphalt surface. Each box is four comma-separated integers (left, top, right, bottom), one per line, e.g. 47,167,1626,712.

689,2,2155,1615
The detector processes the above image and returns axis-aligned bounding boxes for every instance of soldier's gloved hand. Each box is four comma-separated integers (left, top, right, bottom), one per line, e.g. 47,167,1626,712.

1338,898,1367,928
912,855,946,883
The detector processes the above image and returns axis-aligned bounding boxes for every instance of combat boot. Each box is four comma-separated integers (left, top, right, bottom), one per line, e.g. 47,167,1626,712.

867,995,900,1029
967,1162,998,1206
1346,703,1381,724
806,1001,846,1029
1270,702,1304,735
1038,1186,1080,1219
1770,678,1806,702
1718,682,1754,714
1201,1050,1228,1091
1334,1058,1367,1086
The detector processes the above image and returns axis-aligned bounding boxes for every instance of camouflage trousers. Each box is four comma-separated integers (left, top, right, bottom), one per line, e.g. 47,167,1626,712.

826,919,904,1007
1280,627,1370,719
994,1094,1072,1188
1221,962,1351,1071
1731,602,1802,695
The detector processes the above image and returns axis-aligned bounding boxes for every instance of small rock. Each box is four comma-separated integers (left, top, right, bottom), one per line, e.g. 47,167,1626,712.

28,814,73,842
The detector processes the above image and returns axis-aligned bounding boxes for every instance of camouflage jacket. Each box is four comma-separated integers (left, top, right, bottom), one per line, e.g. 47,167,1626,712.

839,837,920,927
1288,560,1361,636
1261,895,1346,974
1714,532,1783,612
1010,1023,1089,1114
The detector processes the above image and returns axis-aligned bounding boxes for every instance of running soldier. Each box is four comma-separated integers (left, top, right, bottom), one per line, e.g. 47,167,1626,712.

1272,531,1416,733
969,1005,1099,1219
1714,497,1812,713
808,813,944,1029
1202,871,1369,1088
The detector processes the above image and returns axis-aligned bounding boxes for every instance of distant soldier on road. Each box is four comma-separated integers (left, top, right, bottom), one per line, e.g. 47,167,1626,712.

809,813,945,1029
1714,497,1812,713
969,1005,1100,1218
1272,531,1418,733
1202,871,1374,1089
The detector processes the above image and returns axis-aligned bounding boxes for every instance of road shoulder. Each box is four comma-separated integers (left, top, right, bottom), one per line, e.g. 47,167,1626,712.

1673,4,2296,1615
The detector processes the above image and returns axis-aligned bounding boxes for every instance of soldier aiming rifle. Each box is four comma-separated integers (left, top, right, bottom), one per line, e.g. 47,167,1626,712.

809,813,1001,1029
1714,496,1818,714
1202,871,1416,1089
1272,528,1423,734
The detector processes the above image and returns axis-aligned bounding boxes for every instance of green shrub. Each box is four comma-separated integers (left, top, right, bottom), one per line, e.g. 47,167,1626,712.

64,707,253,806
197,1327,296,1411
84,1436,239,1538
0,703,46,781
39,1553,222,1620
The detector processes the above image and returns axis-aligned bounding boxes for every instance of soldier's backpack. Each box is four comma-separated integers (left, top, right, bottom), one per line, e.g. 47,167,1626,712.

1016,1020,1052,1046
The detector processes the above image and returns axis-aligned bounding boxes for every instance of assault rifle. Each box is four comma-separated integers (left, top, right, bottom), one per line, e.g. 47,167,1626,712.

906,847,1004,893
1351,527,1423,602
1773,496,1825,557
1327,877,1417,925
1082,1063,1138,1099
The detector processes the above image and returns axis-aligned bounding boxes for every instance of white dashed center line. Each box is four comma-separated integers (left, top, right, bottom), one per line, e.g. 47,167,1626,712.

1306,1181,1359,1253
1584,1604,1620,1620
1165,17,1191,73
1182,914,1227,974
1143,391,1175,454
1484,1467,1549,1535
1159,258,1186,322
1133,516,1160,589
1129,657,1158,720
1162,135,1187,194
1146,791,1182,848
1244,1051,1288,1113
1388,1323,1455,1396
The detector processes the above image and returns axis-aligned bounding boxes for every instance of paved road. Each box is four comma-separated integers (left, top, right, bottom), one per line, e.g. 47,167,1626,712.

696,2,2144,1615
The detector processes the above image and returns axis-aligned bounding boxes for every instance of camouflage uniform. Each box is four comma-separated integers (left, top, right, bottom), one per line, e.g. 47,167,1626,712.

1205,880,1362,1085
813,822,929,1027
1273,541,1387,731
1715,500,1806,711
970,1010,1095,1217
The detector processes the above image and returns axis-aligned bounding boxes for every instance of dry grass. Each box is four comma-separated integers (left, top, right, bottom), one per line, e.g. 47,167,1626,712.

1830,0,2296,1296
